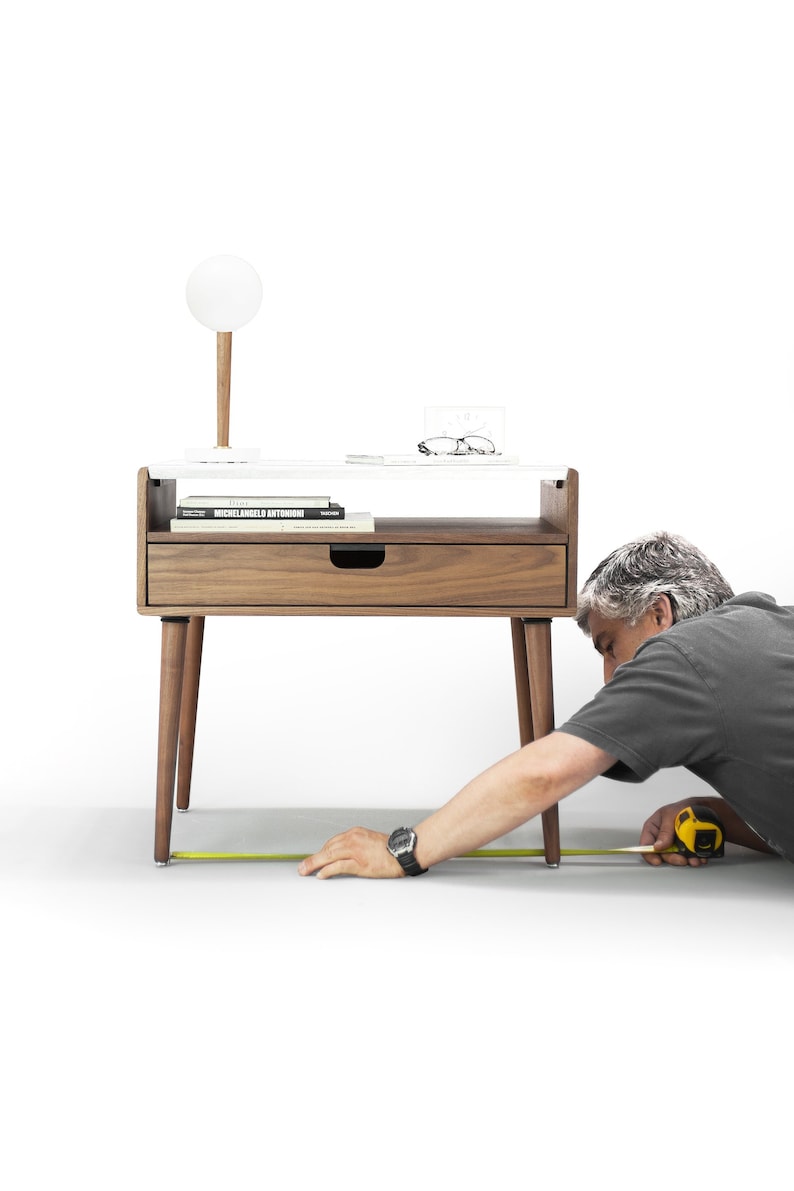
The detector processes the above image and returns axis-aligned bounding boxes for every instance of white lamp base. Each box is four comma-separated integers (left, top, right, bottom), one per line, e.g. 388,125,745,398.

185,446,262,463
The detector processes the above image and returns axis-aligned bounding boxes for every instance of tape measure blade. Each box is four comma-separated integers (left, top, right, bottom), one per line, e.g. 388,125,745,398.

169,844,679,862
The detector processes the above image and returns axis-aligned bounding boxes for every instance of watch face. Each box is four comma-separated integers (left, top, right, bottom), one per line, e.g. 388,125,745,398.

388,827,415,856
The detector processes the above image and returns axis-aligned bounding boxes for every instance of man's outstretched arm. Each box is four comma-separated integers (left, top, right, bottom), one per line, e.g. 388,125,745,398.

297,732,616,879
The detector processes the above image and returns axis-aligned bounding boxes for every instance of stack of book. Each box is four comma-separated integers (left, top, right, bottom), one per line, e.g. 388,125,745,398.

169,495,375,533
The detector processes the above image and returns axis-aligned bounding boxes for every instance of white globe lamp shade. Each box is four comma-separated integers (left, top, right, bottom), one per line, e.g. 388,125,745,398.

186,255,263,332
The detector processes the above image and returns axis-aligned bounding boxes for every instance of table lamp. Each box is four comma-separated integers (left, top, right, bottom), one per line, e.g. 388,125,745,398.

184,254,263,462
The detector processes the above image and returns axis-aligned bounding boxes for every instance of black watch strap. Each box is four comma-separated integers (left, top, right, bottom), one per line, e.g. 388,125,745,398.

398,853,427,877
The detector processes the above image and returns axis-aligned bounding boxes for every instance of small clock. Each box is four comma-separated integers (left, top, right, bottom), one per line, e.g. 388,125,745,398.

423,406,506,454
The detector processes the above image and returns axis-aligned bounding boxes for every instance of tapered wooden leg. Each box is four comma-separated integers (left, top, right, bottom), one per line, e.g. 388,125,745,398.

154,617,189,865
176,616,205,812
511,617,533,742
511,617,560,866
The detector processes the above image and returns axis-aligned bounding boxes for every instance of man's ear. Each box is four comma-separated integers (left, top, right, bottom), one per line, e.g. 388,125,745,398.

651,593,675,629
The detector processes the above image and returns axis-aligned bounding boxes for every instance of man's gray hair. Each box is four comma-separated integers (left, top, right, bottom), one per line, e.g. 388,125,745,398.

575,531,734,636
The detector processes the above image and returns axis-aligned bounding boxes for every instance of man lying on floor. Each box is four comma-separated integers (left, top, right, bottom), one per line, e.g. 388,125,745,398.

298,531,792,879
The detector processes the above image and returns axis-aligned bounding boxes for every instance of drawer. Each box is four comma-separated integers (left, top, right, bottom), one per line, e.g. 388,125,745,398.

147,542,568,608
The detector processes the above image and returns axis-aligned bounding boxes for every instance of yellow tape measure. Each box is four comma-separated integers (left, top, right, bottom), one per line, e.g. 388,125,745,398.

673,803,725,858
169,804,725,863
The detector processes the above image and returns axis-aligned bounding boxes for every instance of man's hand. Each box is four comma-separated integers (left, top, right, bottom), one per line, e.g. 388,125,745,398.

297,827,406,879
640,800,709,866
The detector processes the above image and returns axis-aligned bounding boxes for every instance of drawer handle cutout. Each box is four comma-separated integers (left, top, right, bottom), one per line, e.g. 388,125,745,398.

329,544,386,569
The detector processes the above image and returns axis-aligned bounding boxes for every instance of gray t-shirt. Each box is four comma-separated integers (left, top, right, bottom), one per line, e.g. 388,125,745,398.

559,592,794,861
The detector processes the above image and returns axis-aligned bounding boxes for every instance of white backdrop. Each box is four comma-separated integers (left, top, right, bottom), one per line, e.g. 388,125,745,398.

3,1,792,829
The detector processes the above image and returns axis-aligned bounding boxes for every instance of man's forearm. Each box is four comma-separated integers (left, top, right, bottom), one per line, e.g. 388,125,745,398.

413,732,615,870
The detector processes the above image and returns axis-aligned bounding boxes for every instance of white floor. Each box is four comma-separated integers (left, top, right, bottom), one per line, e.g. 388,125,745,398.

3,798,792,1188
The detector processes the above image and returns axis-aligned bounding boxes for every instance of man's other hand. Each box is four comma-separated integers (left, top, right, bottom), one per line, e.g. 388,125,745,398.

640,801,708,867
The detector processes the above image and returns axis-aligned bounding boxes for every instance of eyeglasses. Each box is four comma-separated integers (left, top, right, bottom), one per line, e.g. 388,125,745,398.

417,435,496,456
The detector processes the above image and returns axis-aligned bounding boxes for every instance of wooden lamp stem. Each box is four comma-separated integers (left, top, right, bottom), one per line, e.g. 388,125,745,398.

216,331,232,448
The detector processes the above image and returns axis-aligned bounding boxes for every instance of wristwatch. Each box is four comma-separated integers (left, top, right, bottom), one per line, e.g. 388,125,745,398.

387,827,428,876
